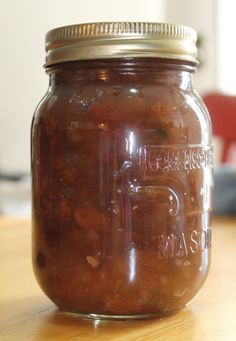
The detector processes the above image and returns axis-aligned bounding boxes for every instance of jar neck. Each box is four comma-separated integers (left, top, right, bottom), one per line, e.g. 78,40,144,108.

47,58,196,91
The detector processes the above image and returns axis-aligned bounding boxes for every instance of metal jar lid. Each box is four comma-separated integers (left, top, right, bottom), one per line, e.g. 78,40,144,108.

45,22,198,67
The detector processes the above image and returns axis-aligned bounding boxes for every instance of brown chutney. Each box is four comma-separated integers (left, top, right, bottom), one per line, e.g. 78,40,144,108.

31,22,213,319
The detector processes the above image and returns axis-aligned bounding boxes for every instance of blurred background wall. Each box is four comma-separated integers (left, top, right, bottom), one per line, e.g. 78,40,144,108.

0,0,234,174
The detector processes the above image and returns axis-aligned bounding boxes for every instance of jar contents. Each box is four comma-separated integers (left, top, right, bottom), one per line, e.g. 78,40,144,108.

32,23,212,319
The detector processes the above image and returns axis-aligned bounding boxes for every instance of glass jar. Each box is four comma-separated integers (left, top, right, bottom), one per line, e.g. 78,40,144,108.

31,22,213,319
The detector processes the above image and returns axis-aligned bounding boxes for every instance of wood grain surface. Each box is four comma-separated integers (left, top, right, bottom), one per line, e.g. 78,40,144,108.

1,217,236,341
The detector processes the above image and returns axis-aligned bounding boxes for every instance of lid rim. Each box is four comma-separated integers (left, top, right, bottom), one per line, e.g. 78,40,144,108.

45,22,198,66
45,54,198,69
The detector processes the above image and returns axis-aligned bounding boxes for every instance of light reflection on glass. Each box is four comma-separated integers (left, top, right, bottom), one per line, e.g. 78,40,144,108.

125,131,135,156
129,248,136,282
94,319,101,329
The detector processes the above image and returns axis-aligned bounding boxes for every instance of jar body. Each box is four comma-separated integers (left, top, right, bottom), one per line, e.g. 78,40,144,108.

32,59,212,319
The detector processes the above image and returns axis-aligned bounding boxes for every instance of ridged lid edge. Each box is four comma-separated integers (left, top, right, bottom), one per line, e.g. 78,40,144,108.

45,22,198,66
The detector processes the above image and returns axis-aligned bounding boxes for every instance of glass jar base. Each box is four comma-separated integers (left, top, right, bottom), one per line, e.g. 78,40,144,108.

62,307,184,320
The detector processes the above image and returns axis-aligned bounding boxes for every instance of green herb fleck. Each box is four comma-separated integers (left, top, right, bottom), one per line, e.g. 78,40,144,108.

156,126,168,140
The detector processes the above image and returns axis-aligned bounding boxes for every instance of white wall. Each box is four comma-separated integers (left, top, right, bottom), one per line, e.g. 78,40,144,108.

0,0,165,174
165,0,218,95
217,0,236,95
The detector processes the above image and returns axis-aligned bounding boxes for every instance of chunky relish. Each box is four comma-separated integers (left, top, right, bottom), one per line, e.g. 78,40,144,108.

32,23,212,319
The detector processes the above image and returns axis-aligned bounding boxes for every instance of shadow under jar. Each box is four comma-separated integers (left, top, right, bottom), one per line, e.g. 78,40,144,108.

31,22,213,319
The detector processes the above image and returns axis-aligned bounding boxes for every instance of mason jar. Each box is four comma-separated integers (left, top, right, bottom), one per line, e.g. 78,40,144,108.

31,22,213,319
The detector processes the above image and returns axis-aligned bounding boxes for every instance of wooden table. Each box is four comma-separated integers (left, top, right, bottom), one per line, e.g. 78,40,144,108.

1,217,236,340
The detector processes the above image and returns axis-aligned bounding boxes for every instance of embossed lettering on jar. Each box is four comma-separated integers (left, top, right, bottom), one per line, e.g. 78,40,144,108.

31,22,213,319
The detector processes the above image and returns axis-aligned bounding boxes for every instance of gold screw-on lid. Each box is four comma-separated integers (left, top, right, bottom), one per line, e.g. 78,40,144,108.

45,22,198,67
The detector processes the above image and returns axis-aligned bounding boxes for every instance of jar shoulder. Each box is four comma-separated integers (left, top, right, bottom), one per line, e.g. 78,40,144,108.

32,83,211,146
